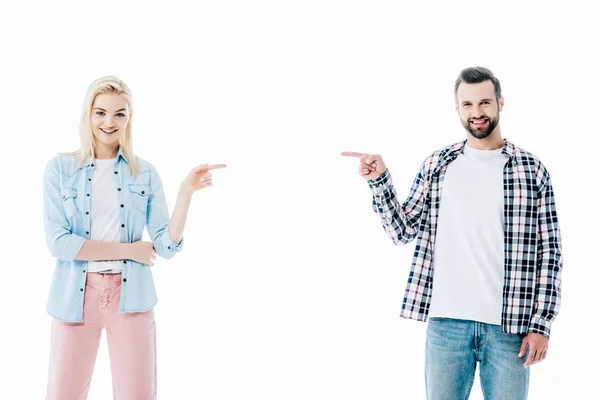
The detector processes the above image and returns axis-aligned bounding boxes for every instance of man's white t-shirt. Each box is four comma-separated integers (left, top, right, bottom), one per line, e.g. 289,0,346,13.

428,144,509,325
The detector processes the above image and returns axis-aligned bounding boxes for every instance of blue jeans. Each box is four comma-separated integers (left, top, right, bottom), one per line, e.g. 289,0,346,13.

425,317,530,400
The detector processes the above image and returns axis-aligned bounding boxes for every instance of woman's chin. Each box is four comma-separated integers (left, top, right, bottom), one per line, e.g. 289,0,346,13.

93,136,120,147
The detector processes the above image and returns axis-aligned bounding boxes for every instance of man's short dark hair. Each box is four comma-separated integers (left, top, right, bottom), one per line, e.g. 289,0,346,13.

454,67,502,103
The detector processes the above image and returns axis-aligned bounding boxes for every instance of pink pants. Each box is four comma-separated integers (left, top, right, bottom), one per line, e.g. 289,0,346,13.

46,273,156,400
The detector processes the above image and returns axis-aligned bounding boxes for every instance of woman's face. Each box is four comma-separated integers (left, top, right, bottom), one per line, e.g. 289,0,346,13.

90,93,131,149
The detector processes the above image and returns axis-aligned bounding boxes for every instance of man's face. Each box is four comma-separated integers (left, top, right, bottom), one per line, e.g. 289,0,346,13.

456,80,503,139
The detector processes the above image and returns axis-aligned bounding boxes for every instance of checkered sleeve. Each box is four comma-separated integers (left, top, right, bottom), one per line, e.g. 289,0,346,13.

529,166,563,338
368,166,427,245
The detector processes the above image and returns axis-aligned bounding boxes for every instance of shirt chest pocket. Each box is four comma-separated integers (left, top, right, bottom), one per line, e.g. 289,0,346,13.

128,184,150,214
61,188,79,218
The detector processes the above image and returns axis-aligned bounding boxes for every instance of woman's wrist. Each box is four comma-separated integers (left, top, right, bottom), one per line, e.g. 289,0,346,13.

178,183,194,198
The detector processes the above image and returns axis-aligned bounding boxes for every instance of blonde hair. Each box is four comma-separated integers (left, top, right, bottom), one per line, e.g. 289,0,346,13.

63,76,140,177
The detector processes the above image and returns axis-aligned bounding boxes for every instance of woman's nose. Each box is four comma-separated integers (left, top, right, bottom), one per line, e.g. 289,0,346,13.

103,116,115,127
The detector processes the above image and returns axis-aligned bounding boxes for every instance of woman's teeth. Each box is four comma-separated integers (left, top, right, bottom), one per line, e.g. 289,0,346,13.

101,128,117,134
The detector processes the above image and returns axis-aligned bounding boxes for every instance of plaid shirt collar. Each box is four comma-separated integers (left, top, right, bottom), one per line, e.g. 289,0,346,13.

436,138,518,174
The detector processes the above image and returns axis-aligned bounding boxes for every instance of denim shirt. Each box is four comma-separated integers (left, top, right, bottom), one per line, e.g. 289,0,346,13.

43,148,183,322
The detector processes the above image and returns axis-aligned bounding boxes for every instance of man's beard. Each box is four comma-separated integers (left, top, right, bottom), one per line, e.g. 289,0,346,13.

461,116,499,139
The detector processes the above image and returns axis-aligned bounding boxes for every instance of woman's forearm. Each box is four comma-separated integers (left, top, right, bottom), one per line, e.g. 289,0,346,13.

168,186,194,244
75,240,132,261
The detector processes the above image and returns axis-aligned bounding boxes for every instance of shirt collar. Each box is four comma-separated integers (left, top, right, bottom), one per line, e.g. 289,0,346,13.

448,138,517,161
79,147,128,170
436,137,517,174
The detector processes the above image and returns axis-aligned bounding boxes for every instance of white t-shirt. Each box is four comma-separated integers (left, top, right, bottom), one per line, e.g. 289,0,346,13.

428,144,509,325
87,158,123,274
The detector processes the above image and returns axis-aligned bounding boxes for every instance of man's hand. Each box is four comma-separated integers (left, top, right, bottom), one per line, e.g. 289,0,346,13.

519,332,549,368
341,152,387,180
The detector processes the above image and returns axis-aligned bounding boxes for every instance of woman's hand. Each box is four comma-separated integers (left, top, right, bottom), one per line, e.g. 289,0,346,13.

168,163,227,245
180,163,227,194
130,241,157,266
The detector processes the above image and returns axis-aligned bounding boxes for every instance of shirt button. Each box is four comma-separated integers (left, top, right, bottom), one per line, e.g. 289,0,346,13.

114,171,118,175
87,194,90,197
83,270,86,273
120,204,124,208
88,178,91,181
86,231,89,234
91,163,94,167
117,188,121,191
123,260,127,264
141,191,145,194
123,278,127,282
86,211,89,215
62,195,66,199
168,246,171,249
121,224,125,228
80,288,83,292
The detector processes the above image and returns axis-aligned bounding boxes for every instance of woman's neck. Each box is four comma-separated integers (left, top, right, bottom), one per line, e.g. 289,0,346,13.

95,143,119,160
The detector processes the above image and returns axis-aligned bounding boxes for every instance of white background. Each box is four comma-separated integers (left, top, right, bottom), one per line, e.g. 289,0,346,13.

1,1,598,399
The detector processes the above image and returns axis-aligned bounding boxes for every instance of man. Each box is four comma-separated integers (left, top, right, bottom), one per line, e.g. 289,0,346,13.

342,67,562,400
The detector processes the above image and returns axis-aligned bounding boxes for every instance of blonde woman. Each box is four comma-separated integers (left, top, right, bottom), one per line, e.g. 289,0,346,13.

43,76,225,399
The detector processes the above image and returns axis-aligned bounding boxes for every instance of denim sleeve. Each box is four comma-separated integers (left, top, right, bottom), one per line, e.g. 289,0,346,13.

43,157,86,261
146,164,183,260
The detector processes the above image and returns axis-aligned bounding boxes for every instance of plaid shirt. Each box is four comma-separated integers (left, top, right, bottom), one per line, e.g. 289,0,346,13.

368,139,562,338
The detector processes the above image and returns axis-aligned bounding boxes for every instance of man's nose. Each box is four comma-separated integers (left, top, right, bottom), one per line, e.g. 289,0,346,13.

471,105,484,118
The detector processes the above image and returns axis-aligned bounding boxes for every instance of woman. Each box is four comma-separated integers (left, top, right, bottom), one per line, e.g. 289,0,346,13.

43,76,225,399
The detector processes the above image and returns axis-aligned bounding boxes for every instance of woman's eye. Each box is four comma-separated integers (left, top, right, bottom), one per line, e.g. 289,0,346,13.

96,111,105,116
116,113,125,117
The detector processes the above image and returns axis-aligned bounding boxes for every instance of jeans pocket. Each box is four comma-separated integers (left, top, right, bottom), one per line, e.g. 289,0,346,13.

428,316,445,322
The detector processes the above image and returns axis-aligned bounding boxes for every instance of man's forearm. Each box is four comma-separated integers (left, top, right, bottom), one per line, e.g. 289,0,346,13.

370,169,424,245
